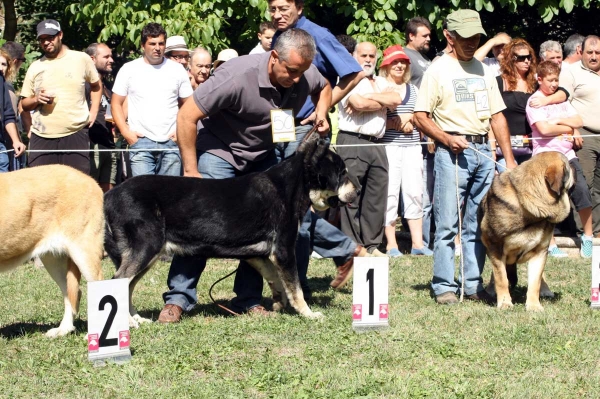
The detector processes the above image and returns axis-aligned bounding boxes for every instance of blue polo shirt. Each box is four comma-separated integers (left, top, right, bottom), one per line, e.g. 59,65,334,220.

272,16,362,120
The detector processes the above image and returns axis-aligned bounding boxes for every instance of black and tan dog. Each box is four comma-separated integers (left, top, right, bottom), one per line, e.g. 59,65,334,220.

0,165,104,337
104,134,358,326
479,152,574,311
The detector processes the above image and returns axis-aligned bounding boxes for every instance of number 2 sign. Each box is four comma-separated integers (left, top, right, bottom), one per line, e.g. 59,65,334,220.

352,257,389,331
88,279,132,364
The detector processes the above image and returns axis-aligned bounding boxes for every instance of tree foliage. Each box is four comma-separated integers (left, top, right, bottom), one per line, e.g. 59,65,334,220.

67,0,600,55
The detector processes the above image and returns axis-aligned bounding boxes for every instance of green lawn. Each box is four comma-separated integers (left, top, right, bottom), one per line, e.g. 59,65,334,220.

1,255,599,398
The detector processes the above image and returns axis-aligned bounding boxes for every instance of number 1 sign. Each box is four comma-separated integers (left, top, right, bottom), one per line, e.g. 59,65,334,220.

591,245,600,309
88,279,132,364
352,257,389,331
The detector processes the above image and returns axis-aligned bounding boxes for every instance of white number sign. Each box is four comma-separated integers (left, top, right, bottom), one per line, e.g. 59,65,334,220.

88,279,132,364
591,245,600,309
271,109,296,143
352,257,389,331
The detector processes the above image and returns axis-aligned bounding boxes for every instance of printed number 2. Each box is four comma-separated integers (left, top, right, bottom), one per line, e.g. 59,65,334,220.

99,295,118,347
366,268,374,315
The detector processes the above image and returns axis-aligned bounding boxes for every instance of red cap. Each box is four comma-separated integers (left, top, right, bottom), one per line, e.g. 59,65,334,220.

380,45,411,68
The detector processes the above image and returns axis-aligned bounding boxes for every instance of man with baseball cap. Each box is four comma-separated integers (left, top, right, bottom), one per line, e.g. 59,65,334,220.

414,9,516,305
21,19,102,174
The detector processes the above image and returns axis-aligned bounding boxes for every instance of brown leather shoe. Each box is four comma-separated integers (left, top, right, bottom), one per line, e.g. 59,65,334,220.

330,245,366,290
465,290,495,305
246,305,275,317
158,304,183,323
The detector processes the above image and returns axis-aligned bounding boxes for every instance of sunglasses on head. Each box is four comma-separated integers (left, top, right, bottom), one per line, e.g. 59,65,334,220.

514,54,532,62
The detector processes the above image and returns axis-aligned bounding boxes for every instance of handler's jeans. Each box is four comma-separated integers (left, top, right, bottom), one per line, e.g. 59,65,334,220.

163,151,278,313
0,142,9,173
129,137,181,177
275,124,358,291
431,142,494,297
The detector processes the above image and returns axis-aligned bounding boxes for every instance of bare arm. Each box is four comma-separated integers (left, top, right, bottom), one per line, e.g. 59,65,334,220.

490,111,517,168
347,93,384,112
21,89,52,112
474,32,511,61
362,92,402,109
177,99,206,178
310,82,332,135
555,115,583,129
111,93,143,145
5,122,25,156
534,121,575,136
331,71,366,106
88,80,102,127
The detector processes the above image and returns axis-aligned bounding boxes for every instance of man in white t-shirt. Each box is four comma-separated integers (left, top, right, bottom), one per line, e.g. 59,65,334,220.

112,23,193,176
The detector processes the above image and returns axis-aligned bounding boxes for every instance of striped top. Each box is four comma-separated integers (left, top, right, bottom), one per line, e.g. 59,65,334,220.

379,83,420,144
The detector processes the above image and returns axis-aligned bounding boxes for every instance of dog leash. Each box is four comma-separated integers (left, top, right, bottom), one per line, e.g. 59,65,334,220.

208,267,241,316
300,119,326,144
455,156,465,302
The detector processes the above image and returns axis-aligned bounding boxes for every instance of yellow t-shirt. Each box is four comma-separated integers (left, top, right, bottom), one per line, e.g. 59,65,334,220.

414,54,505,135
21,49,100,138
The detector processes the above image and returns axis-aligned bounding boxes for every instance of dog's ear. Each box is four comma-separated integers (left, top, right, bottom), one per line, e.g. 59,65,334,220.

544,161,567,196
297,130,320,154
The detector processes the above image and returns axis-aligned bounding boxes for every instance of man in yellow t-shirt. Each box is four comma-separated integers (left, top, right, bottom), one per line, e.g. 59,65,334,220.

414,9,516,306
21,19,101,174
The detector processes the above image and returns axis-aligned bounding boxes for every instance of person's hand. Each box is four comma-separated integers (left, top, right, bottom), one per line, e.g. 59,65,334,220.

402,121,414,134
88,110,98,128
35,88,53,105
494,32,512,46
528,96,550,108
444,134,469,154
168,131,177,142
12,141,25,157
300,112,316,126
124,130,145,146
573,129,583,150
315,118,330,137
504,158,518,170
184,170,203,178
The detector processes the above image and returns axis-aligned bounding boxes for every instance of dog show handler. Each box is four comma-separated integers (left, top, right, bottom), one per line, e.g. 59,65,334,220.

414,9,517,305
157,28,331,322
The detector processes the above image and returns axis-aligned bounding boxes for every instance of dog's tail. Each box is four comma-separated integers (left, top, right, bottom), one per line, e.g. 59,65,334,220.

66,258,82,314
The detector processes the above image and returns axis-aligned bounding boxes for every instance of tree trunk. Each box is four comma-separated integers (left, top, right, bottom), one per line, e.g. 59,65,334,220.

3,0,17,41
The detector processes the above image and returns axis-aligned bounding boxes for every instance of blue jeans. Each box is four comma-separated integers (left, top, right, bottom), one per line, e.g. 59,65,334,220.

163,151,278,313
431,142,494,296
422,153,435,248
276,124,357,290
129,137,181,177
0,142,9,173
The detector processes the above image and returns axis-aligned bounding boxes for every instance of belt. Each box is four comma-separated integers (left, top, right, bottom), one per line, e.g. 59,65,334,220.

448,133,489,144
340,130,379,142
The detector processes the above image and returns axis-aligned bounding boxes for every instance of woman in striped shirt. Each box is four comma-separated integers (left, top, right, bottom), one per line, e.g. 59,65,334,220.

379,45,432,257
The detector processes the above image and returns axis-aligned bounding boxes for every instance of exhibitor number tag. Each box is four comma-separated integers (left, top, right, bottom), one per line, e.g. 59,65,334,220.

271,109,296,143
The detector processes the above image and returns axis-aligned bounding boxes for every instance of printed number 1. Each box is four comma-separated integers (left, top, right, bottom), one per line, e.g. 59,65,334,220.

99,295,118,347
366,268,374,315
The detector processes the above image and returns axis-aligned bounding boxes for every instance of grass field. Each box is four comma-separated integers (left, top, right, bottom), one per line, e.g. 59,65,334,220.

1,255,600,398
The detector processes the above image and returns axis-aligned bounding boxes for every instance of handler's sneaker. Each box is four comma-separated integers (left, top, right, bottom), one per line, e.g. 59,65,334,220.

548,246,568,258
580,236,593,259
158,304,183,323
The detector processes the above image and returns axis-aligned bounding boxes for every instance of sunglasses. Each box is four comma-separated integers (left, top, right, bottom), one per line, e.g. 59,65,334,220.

514,54,532,62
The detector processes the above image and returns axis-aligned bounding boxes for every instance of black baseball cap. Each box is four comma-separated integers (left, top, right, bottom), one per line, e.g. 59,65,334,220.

37,19,61,38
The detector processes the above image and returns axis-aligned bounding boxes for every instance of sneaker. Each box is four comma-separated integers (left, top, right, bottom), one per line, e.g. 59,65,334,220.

465,290,495,305
386,248,403,257
370,248,389,257
436,291,458,305
310,251,323,259
580,236,593,259
548,246,568,258
411,247,433,256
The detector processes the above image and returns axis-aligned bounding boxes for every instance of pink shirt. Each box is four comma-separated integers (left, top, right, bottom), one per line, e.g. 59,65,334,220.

526,90,579,160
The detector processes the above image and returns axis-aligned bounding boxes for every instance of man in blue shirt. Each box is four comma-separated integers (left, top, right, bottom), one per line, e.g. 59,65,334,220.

269,0,370,293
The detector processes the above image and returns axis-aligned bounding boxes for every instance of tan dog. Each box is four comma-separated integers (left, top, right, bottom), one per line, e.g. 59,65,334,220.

0,165,104,337
478,152,574,311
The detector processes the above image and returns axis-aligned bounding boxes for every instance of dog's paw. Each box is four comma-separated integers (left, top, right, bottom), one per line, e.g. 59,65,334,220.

539,288,555,298
272,302,284,312
497,298,514,310
526,302,544,312
46,325,75,338
305,311,324,320
128,314,152,329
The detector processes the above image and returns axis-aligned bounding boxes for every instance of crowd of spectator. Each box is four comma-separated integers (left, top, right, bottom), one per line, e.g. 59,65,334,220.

3,1,600,311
